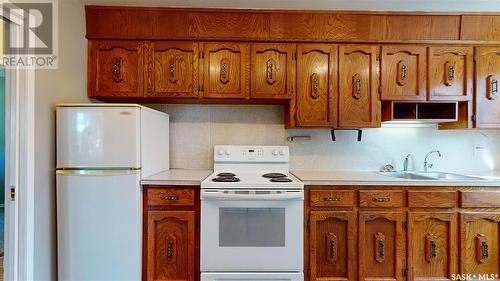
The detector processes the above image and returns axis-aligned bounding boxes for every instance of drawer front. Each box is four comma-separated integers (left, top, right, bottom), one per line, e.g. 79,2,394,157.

310,190,355,207
359,190,404,208
461,191,500,208
408,190,456,208
147,188,196,207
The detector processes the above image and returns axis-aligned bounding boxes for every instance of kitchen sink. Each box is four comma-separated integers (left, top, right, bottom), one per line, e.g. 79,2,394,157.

379,171,485,181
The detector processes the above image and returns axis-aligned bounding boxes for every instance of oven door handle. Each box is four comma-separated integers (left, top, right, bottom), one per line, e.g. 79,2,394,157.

201,190,304,201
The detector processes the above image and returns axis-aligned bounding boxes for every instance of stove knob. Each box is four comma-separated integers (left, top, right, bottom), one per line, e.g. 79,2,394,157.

217,149,224,156
279,149,285,156
225,150,231,155
272,149,279,156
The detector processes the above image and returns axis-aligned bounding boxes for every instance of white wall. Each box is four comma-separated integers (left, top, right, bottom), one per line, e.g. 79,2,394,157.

34,0,90,279
167,104,500,172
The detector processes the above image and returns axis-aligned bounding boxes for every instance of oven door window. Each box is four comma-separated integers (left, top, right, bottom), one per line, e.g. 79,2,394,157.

219,208,285,247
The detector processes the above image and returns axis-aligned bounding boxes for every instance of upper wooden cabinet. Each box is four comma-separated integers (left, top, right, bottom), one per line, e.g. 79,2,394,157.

145,42,200,99
428,46,473,101
339,45,381,128
202,42,250,99
295,44,338,127
88,40,144,98
381,45,427,101
250,43,296,99
475,46,500,128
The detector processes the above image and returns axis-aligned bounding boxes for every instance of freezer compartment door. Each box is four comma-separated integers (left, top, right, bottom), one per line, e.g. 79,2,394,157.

202,272,304,281
56,170,141,281
57,107,141,168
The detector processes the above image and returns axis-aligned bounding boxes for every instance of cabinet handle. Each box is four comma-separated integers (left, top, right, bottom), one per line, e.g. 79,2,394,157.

168,58,178,83
476,234,489,263
220,58,230,84
323,197,342,202
310,73,319,99
111,57,123,83
372,197,390,202
327,233,337,263
167,236,176,262
425,234,438,262
487,75,498,100
353,73,362,100
397,61,407,86
445,62,455,86
160,195,179,201
375,232,386,263
266,58,276,85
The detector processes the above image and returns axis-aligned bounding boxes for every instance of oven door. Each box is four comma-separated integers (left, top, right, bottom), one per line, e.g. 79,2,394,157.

201,189,304,272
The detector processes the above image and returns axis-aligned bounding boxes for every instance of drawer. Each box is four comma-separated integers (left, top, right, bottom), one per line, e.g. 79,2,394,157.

408,191,456,208
310,190,354,207
359,190,404,208
461,191,500,208
147,188,196,207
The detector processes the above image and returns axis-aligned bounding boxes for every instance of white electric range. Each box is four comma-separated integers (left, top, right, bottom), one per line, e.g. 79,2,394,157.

201,145,304,281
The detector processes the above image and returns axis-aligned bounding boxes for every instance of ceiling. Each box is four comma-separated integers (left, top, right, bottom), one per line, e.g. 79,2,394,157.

81,0,500,12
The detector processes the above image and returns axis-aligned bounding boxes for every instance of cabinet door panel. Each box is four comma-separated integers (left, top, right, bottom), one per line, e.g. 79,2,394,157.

460,213,500,277
359,212,405,281
147,211,195,281
339,45,381,128
296,44,338,127
146,42,199,98
202,42,249,99
251,44,295,99
381,45,427,101
408,212,458,281
475,47,500,128
428,46,473,101
89,40,144,97
310,211,356,281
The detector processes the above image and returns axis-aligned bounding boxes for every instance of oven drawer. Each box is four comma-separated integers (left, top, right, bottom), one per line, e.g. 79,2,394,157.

147,188,196,207
359,190,404,208
310,190,354,207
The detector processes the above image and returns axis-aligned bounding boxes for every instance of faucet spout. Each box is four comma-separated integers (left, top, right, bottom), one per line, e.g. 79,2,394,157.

424,150,442,173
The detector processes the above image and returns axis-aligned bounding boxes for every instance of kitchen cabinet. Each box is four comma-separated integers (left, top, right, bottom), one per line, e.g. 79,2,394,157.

339,45,381,128
250,43,296,99
202,42,250,99
309,211,356,281
474,46,500,128
381,45,427,101
428,46,473,101
295,44,338,127
145,42,200,98
407,212,458,281
144,186,199,281
88,40,144,98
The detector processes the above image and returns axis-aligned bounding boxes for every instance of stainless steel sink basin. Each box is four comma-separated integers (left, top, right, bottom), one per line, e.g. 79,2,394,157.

379,171,485,181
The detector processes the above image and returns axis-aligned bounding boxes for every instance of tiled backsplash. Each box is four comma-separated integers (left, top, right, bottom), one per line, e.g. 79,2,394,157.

165,104,500,172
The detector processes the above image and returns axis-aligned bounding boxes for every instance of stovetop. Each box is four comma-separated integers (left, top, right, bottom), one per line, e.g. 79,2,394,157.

201,171,303,189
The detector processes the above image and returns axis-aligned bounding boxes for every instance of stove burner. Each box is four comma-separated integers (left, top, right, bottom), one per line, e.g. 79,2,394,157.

270,177,293,183
263,173,288,179
217,172,236,177
212,177,241,182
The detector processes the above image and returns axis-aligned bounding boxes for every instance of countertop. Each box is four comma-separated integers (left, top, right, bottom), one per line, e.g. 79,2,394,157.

291,170,500,187
141,169,212,186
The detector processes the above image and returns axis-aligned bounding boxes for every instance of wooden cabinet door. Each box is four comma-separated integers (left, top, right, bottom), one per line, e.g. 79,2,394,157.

309,211,356,281
339,45,381,128
251,43,295,99
381,45,427,101
296,44,338,127
475,47,500,128
147,211,195,281
459,213,500,277
202,42,250,99
428,46,473,101
407,212,458,281
88,40,144,98
358,212,405,281
145,42,200,98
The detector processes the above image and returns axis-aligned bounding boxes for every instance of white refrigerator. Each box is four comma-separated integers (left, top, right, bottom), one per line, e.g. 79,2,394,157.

56,104,169,281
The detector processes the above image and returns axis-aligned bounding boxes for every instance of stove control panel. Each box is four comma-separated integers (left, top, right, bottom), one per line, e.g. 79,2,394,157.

214,145,289,162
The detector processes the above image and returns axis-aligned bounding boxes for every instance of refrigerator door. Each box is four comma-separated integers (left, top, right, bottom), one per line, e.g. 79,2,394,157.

56,170,141,281
57,106,141,168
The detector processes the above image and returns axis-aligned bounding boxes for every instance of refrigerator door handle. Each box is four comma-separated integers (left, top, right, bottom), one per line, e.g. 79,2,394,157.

56,169,141,176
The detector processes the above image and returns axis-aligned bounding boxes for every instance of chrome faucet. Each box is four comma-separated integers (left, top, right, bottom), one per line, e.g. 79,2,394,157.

403,154,412,171
423,150,442,172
